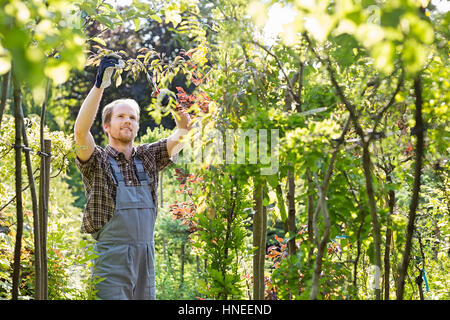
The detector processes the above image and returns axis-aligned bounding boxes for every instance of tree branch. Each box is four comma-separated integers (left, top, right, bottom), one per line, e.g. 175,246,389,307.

304,34,362,134
306,33,384,299
309,172,331,300
250,40,301,104
309,115,351,299
369,70,405,142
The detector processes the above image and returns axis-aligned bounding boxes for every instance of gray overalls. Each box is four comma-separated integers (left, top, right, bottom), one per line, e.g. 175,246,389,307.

92,155,156,300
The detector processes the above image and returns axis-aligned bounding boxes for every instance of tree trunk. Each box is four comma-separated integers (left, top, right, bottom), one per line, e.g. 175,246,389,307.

160,171,163,208
180,243,185,288
306,170,315,265
38,139,51,300
397,76,424,300
252,177,266,300
384,225,393,300
18,105,40,300
261,192,267,295
384,178,395,300
415,269,424,300
0,70,10,129
285,68,302,257
35,79,51,300
361,141,382,300
11,70,23,300
286,169,296,256
167,245,173,274
309,117,350,300
162,235,168,271
296,61,304,113
343,170,367,295
309,173,331,300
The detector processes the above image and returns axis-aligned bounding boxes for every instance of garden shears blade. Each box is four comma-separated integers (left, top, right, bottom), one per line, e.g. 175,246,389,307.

145,68,160,98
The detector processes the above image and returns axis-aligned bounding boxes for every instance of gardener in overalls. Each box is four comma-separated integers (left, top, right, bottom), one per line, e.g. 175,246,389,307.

74,55,190,299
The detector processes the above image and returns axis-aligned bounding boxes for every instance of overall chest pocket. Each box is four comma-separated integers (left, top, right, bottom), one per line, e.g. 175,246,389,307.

116,184,154,210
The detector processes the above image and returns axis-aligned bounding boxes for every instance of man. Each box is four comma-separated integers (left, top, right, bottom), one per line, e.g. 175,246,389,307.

74,54,190,300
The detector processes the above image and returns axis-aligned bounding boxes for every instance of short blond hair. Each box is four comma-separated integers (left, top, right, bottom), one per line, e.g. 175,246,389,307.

102,98,141,130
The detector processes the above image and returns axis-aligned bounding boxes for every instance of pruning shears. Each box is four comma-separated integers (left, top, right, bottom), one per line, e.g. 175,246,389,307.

145,68,160,98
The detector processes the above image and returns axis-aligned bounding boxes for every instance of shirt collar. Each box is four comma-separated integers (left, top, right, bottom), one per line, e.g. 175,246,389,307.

105,144,136,161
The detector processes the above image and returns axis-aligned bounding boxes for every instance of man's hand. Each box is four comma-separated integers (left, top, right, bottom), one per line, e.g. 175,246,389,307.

94,54,124,89
172,109,192,131
166,110,192,159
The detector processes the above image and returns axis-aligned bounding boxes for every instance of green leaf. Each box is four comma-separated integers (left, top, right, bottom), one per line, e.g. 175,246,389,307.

44,62,70,85
144,51,153,64
0,54,11,75
90,37,106,46
134,18,140,31
100,2,114,12
410,18,434,44
284,231,297,243
402,39,426,74
367,241,374,265
95,15,115,29
116,74,122,87
380,8,404,28
150,14,161,23
371,40,395,74
165,10,182,28
266,173,279,189
275,186,287,222
304,13,336,42
79,2,97,16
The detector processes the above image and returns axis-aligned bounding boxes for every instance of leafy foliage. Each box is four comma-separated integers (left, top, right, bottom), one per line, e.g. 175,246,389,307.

0,0,448,300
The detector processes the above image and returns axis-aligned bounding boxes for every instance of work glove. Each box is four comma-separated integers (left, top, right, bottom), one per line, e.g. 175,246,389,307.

157,88,173,107
94,53,124,89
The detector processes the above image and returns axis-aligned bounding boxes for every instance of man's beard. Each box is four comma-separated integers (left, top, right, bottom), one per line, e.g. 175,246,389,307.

110,129,135,143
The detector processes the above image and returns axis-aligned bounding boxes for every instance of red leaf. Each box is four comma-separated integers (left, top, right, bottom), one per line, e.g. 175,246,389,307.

274,235,284,243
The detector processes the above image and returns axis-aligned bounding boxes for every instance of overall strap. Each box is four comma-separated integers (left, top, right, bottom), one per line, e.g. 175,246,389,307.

109,155,153,186
108,156,124,185
133,156,153,185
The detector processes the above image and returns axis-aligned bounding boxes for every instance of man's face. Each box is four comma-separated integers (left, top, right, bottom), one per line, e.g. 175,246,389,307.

104,103,139,143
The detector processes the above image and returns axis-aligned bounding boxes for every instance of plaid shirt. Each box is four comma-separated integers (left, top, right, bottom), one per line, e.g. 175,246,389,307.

75,139,173,234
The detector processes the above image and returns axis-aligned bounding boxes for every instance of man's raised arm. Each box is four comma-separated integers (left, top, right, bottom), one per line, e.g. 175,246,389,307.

74,54,123,162
74,86,104,162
